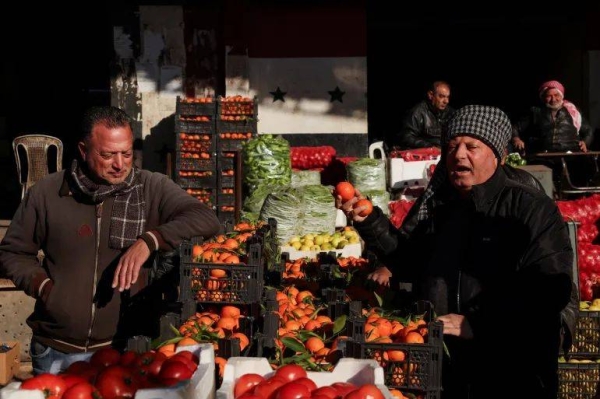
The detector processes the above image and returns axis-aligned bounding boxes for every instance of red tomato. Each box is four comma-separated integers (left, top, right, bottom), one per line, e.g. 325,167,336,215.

355,384,385,399
353,198,373,217
90,347,121,368
335,182,356,202
294,377,317,393
165,354,198,373
311,386,338,398
331,382,356,397
273,364,307,383
65,361,94,375
62,382,101,399
119,350,139,367
60,374,88,390
253,377,286,399
134,351,156,367
234,373,266,398
274,381,310,399
158,361,194,384
21,373,67,399
173,350,199,365
95,365,138,399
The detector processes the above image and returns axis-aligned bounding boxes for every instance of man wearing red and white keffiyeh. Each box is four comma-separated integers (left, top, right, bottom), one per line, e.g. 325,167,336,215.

512,80,594,154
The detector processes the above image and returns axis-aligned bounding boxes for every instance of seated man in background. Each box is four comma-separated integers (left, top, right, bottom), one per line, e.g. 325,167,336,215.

391,81,455,149
512,80,596,188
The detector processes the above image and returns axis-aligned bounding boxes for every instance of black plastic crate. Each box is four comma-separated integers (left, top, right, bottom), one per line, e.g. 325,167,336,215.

175,174,217,189
218,157,235,170
217,193,235,206
558,362,600,399
176,118,215,134
178,238,262,304
175,154,216,171
176,96,216,116
217,138,252,152
343,320,443,397
217,209,237,225
570,311,600,357
216,120,257,134
176,133,216,154
217,97,258,118
219,175,235,188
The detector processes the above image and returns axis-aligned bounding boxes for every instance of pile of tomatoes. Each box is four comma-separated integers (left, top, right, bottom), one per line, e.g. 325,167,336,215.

233,364,385,399
19,347,199,399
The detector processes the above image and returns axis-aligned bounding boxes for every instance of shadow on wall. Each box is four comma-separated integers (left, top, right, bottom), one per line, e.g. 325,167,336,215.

142,114,176,176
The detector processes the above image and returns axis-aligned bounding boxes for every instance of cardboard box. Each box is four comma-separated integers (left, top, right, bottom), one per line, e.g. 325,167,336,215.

0,342,20,386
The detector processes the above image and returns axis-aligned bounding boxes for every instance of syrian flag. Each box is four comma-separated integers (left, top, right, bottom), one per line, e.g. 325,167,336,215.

226,5,367,135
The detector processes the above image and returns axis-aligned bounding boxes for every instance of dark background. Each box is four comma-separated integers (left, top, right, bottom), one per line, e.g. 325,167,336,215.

0,3,599,218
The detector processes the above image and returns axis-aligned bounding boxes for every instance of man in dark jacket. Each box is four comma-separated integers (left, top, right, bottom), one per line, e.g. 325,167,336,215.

340,105,573,399
512,80,595,188
0,106,222,374
392,81,455,149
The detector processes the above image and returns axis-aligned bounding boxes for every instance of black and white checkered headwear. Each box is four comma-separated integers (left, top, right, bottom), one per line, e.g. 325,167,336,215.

443,105,512,160
415,105,512,222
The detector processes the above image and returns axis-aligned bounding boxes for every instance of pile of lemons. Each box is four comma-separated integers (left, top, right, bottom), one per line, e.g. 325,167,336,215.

286,227,360,252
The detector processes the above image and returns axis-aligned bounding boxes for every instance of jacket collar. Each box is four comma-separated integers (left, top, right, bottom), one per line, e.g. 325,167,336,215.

59,170,72,197
467,166,506,210
437,165,506,211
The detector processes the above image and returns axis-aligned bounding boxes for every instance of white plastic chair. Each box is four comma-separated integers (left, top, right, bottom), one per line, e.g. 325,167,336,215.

12,134,63,199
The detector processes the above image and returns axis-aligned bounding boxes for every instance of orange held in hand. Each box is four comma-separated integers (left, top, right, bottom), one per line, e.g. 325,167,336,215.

354,198,373,217
335,182,355,202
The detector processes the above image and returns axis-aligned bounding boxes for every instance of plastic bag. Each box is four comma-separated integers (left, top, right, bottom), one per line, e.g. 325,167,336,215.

243,135,292,193
347,158,386,192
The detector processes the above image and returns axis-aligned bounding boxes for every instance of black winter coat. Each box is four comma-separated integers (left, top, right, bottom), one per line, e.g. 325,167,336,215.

393,100,455,149
354,167,573,399
513,105,594,153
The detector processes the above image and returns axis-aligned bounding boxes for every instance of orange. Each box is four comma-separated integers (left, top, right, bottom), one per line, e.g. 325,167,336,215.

354,198,373,217
192,244,203,259
217,316,238,331
230,332,250,351
215,356,227,378
386,350,406,362
221,305,241,319
335,182,355,202
223,238,239,250
177,337,199,347
305,337,325,354
210,269,227,278
404,331,425,344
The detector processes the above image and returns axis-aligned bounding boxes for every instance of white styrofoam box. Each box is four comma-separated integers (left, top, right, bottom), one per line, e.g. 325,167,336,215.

0,383,43,399
388,157,440,190
335,209,347,228
216,357,393,399
280,242,362,261
0,344,215,399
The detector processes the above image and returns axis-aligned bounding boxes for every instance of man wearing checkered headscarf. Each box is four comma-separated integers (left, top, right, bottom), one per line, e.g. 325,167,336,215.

344,104,573,398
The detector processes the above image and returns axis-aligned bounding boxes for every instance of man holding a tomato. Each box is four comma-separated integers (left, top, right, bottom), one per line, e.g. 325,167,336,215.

0,106,221,374
338,105,573,399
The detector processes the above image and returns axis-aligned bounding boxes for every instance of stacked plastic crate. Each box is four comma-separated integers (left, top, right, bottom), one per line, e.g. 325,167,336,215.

175,96,217,209
216,96,258,224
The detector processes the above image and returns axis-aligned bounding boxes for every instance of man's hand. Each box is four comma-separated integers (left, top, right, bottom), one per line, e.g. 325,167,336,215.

335,188,368,223
437,313,474,339
512,137,525,151
112,239,151,292
579,140,588,152
368,266,392,286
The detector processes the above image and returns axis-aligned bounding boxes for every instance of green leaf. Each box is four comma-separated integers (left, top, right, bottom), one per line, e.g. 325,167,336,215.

373,291,383,307
281,337,307,353
295,330,323,342
333,315,347,334
170,324,182,336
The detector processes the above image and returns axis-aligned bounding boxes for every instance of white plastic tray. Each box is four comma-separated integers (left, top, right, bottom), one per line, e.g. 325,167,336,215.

280,242,363,260
0,344,215,399
216,357,393,399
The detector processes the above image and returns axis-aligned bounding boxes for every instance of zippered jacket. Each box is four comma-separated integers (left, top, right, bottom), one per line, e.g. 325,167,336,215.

0,169,221,353
512,105,594,153
354,166,573,397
